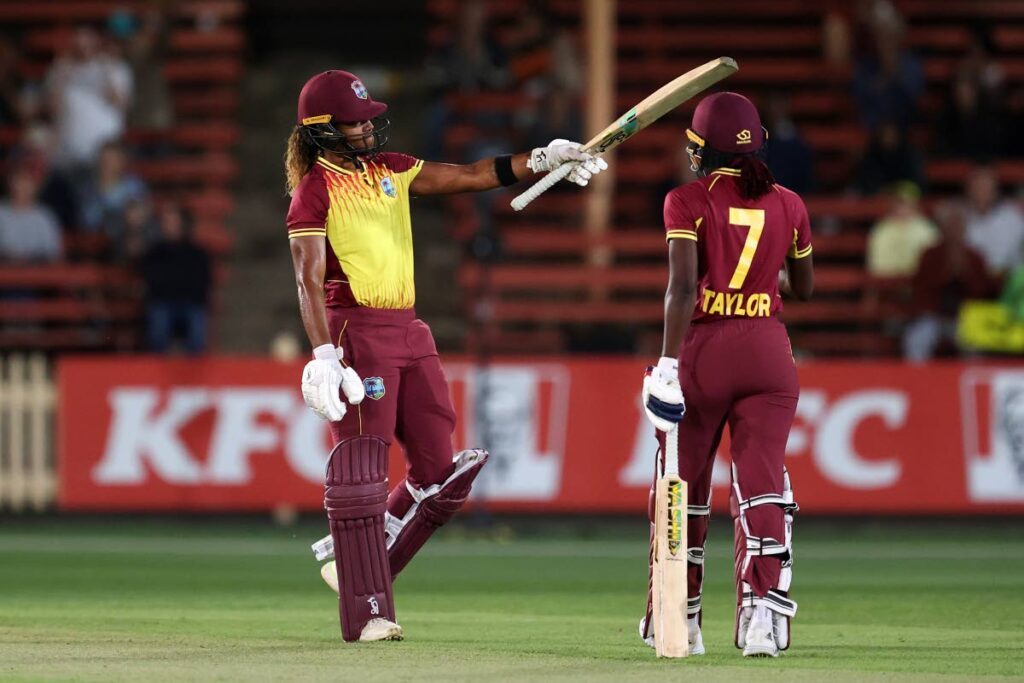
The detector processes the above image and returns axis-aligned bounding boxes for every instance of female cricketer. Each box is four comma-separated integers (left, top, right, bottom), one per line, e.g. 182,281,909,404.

284,70,606,643
639,92,814,657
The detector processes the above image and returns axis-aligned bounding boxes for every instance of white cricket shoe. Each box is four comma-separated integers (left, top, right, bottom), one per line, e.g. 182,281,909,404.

359,617,403,642
742,605,779,657
320,561,339,594
688,617,705,655
638,616,705,655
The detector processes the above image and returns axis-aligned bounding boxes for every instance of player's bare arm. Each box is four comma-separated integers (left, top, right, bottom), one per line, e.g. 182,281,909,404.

410,155,532,195
288,235,331,348
288,234,365,423
641,238,693,434
782,253,814,301
662,238,699,357
411,142,606,195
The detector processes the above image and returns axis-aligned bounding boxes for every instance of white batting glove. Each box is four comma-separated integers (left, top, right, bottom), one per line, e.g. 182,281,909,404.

528,139,609,186
641,356,686,432
300,344,365,422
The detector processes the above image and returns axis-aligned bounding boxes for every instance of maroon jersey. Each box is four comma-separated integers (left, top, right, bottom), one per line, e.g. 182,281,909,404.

664,168,812,322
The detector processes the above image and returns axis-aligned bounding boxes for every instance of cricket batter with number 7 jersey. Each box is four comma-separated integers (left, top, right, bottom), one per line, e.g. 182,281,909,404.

639,92,814,657
284,70,607,643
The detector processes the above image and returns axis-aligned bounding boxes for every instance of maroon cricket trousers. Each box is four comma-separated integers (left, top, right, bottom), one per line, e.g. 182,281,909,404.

327,306,458,516
663,316,799,601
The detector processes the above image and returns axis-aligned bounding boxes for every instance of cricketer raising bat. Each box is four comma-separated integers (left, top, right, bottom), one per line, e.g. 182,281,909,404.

510,56,738,211
652,427,688,658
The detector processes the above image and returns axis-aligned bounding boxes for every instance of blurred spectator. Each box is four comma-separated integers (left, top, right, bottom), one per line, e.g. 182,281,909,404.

866,182,938,278
955,26,1005,102
13,125,81,231
851,2,923,132
111,197,155,264
45,26,133,170
0,167,63,263
822,1,852,66
937,77,1003,160
936,29,1005,159
120,9,174,134
79,140,148,236
422,0,509,160
764,94,813,194
903,201,997,362
507,3,582,145
963,165,1024,277
141,203,211,353
425,0,508,94
854,121,924,195
1001,264,1024,321
0,36,28,125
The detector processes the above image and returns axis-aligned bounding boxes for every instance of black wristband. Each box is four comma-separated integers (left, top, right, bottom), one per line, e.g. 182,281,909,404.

494,154,518,187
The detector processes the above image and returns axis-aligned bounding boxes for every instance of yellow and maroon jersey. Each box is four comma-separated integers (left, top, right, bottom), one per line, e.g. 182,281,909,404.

286,152,424,309
663,168,812,322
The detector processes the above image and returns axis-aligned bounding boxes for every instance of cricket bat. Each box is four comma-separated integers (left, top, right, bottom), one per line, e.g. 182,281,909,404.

652,427,688,658
510,56,738,211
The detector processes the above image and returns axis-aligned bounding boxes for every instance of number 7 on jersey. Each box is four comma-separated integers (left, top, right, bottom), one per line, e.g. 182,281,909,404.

727,207,765,289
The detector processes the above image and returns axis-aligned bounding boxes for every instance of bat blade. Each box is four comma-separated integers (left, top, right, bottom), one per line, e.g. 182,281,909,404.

653,474,689,658
584,56,738,155
511,56,737,211
653,428,688,658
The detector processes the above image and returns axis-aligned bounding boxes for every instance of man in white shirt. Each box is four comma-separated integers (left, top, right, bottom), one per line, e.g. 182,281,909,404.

46,27,132,169
963,165,1024,277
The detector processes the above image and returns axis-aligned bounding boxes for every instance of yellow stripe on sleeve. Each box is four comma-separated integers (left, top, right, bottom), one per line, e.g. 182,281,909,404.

288,229,327,239
789,244,813,258
666,229,698,242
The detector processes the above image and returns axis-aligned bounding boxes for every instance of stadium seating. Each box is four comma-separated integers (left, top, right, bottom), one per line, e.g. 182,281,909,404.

0,0,242,351
428,0,1024,356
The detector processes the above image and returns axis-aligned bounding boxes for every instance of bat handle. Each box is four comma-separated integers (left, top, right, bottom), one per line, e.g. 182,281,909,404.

664,426,679,477
510,162,576,211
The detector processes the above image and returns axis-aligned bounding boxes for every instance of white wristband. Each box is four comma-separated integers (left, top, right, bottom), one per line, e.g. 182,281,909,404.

312,344,337,361
657,356,678,373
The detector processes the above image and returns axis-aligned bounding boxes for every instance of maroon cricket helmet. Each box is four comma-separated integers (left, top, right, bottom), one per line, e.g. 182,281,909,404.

686,91,764,154
297,70,388,126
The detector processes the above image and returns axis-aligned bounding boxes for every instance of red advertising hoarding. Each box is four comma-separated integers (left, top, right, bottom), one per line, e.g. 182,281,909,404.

57,357,1024,514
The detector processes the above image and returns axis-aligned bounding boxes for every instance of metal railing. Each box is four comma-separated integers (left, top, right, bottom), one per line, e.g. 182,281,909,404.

0,354,55,511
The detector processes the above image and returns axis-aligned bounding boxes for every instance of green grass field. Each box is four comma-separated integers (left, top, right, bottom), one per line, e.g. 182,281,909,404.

1,517,1022,682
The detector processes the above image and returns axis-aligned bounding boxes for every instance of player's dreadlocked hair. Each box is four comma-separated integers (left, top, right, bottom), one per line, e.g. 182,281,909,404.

284,126,319,194
699,144,775,201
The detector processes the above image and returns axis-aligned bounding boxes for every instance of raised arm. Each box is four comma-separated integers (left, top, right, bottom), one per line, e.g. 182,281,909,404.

409,139,607,196
410,154,533,195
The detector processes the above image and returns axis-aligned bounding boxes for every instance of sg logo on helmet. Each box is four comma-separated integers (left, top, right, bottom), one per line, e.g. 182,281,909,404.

736,129,752,144
351,79,369,100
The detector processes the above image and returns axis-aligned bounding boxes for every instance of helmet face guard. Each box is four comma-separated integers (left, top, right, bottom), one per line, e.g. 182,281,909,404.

685,128,708,176
304,116,391,163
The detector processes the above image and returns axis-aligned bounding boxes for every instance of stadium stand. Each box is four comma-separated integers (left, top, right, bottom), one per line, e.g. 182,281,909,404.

428,0,1024,357
0,0,240,351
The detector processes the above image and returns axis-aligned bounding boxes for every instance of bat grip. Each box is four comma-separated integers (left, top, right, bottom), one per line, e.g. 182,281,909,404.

664,426,679,477
510,162,576,211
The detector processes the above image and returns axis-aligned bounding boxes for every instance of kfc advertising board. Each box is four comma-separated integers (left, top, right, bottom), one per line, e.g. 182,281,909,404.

57,357,1024,514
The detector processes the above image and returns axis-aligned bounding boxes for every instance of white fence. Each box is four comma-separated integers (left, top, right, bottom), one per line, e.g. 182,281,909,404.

0,354,55,511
